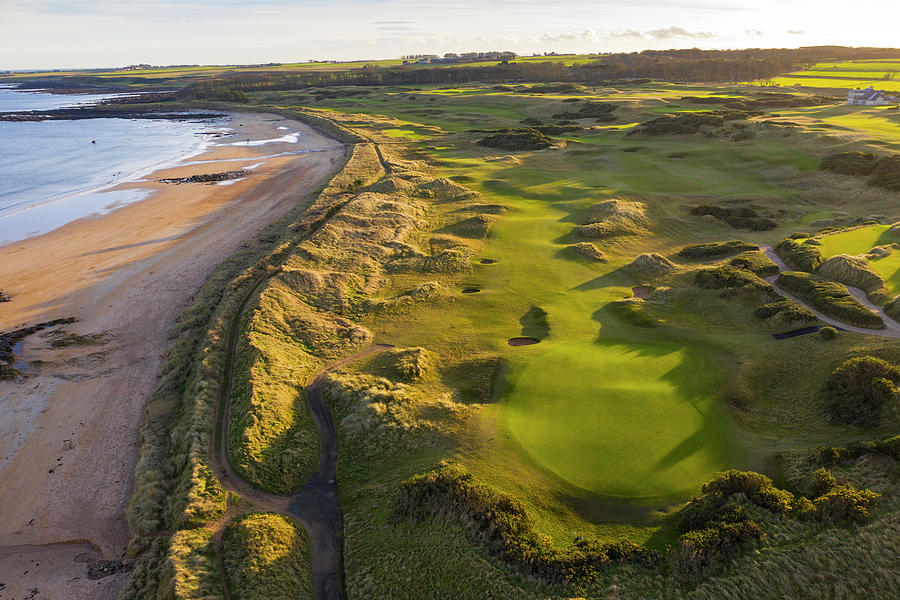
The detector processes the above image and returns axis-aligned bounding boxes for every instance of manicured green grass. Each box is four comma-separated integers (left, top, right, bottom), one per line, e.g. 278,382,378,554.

506,339,732,498
816,225,900,295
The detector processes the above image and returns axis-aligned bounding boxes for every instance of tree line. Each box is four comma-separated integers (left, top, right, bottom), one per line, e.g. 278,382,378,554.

180,46,900,101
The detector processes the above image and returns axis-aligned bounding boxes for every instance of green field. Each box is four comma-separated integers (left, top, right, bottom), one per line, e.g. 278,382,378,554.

817,225,900,294
768,59,900,92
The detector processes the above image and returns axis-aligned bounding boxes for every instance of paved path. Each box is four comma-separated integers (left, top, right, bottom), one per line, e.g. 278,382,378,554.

760,245,900,338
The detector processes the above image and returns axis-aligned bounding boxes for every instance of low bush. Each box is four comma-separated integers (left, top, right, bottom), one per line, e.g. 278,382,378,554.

399,462,660,585
695,265,771,292
672,521,765,576
819,325,838,340
552,101,618,121
776,271,883,329
822,356,900,428
870,155,900,191
775,237,824,271
729,251,779,277
754,299,818,327
690,205,777,231
885,294,900,322
813,485,881,524
476,128,553,151
678,240,758,259
629,112,741,136
820,151,880,176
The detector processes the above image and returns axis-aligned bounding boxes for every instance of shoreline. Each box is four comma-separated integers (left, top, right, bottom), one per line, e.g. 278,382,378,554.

0,111,346,599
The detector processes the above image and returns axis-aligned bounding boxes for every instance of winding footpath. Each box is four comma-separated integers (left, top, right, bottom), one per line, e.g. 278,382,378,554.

208,134,394,599
760,245,900,338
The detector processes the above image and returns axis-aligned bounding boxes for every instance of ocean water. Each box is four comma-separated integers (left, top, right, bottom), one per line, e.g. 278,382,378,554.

0,86,227,245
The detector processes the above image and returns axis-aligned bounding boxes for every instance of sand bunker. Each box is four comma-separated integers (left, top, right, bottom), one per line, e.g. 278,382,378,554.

479,258,498,265
508,337,540,346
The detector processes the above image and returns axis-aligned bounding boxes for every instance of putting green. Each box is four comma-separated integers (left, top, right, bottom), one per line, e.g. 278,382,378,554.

817,225,900,295
505,339,732,499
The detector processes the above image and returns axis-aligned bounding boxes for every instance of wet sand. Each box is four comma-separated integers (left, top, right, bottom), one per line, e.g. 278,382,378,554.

0,112,346,599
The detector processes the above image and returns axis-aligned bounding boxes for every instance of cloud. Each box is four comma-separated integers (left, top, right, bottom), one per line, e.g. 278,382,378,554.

608,29,644,39
646,26,715,39
745,29,764,36
788,29,805,35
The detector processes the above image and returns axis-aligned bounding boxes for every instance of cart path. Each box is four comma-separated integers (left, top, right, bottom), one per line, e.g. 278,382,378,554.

760,245,900,338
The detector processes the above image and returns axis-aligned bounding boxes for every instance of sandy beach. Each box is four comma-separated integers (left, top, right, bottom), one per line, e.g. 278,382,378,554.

0,112,345,599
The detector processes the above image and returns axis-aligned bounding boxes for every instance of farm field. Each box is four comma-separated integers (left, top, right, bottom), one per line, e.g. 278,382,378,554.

768,59,900,92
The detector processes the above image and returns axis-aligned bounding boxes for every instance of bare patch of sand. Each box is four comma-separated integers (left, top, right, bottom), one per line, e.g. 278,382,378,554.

0,112,345,598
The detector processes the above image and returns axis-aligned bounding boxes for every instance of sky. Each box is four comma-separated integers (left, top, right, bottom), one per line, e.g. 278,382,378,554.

2,0,898,70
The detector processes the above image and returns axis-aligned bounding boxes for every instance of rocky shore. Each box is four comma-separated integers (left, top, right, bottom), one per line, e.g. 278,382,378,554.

158,170,249,184
0,106,221,122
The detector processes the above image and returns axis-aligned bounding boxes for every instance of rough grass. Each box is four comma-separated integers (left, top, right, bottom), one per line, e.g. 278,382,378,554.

223,513,312,600
679,240,759,259
574,198,649,239
776,271,884,329
816,254,889,301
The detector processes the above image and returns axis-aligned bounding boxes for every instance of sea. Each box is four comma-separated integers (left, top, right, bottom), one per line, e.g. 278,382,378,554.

0,85,228,245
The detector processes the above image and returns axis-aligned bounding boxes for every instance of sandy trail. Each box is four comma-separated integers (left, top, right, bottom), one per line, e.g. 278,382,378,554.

0,112,345,599
761,245,900,338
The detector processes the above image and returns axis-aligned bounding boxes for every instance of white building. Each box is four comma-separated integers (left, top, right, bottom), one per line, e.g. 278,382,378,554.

847,86,900,106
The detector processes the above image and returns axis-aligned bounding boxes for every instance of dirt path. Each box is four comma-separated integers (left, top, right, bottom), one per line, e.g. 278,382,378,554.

760,245,900,338
209,137,392,599
0,113,346,599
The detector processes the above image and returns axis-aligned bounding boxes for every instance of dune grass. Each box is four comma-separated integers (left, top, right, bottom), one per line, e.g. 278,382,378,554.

815,225,900,296
223,513,312,600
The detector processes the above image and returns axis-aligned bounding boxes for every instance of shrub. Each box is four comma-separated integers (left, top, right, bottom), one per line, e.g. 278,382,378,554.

820,151,880,176
728,251,779,277
476,128,552,151
870,155,900,191
819,325,838,340
814,485,880,524
672,521,765,575
678,240,758,259
776,271,883,329
754,299,818,327
808,467,838,497
690,204,776,231
822,356,900,428
775,237,824,271
886,295,900,322
399,462,661,584
631,112,728,136
695,265,771,291
552,101,618,120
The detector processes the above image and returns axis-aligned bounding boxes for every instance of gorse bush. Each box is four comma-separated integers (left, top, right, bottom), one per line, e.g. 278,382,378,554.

399,462,661,585
679,240,759,259
476,128,553,151
822,356,900,428
775,237,824,271
689,204,777,231
820,151,880,176
695,265,771,292
776,271,884,329
728,251,779,277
